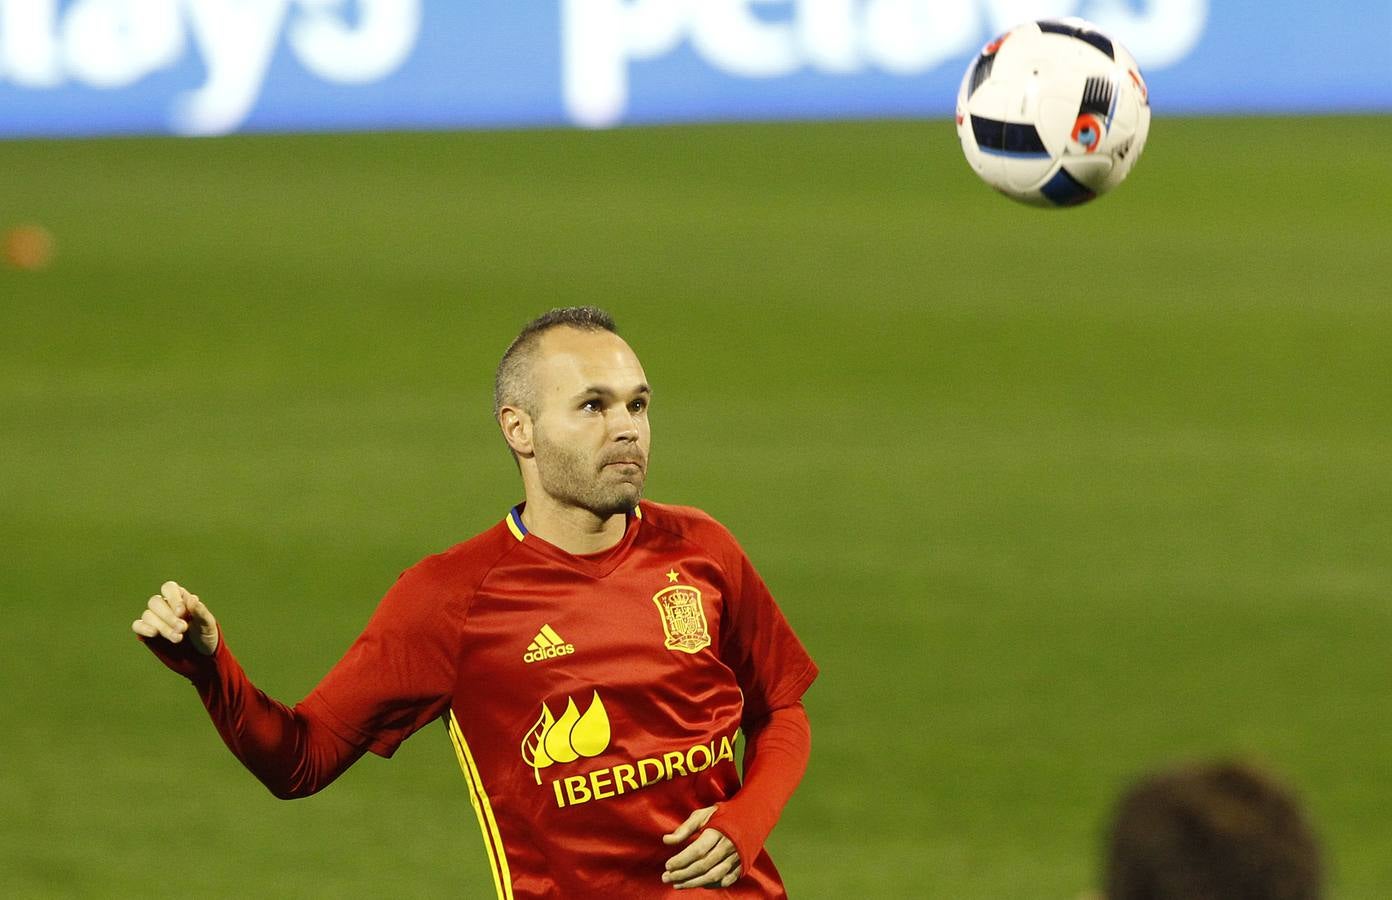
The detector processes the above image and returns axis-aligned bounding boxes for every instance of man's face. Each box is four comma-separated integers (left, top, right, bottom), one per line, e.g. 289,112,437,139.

527,327,651,518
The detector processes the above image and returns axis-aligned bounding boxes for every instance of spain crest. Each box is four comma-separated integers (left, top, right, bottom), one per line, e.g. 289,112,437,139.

652,584,711,654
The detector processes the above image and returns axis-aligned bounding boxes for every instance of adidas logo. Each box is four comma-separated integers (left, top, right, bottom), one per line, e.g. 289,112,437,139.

524,624,576,664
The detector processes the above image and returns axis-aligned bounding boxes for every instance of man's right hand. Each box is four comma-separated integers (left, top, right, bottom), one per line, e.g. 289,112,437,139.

132,580,219,656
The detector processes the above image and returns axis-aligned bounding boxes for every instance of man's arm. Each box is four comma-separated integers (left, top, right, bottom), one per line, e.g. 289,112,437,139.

661,701,813,889
659,520,819,888
133,581,365,799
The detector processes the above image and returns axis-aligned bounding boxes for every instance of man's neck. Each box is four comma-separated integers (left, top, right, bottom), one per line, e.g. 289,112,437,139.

519,497,628,555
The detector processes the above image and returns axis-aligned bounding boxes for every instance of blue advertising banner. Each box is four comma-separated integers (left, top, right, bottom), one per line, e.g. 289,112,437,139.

1,1,1389,139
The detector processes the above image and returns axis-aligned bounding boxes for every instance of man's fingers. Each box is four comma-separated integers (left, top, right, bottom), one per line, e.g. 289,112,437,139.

663,829,724,878
136,582,217,656
184,594,219,655
663,831,738,888
662,807,730,888
178,586,202,620
185,594,212,627
675,852,737,889
139,607,184,643
661,804,716,845
661,810,703,845
160,581,186,617
717,864,743,888
664,827,720,869
145,595,186,633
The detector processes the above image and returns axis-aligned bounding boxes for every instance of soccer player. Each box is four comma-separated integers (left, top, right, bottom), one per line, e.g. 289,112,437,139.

130,307,818,898
1101,760,1323,899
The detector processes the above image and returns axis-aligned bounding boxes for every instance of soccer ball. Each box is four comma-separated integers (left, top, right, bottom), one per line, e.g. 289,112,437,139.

955,18,1150,207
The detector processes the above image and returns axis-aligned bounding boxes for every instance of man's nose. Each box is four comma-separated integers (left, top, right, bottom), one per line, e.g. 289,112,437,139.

608,408,639,441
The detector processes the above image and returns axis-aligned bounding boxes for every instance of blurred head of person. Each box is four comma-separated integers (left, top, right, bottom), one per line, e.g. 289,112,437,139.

1102,760,1322,900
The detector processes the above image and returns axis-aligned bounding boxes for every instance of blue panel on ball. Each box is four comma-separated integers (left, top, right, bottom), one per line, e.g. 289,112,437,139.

1039,167,1097,206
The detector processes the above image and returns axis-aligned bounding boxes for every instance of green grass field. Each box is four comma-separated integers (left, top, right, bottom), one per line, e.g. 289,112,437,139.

2,116,1390,897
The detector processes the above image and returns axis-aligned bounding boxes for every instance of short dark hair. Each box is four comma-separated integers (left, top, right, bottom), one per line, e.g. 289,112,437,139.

494,306,618,418
1104,761,1323,900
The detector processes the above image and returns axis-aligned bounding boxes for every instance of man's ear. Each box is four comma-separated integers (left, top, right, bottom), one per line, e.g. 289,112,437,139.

499,405,534,457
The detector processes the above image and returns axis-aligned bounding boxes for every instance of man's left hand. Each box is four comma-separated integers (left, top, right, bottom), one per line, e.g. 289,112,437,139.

661,805,742,889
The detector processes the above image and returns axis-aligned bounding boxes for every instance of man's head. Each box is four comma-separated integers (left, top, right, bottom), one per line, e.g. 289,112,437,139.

1103,761,1323,900
495,307,650,519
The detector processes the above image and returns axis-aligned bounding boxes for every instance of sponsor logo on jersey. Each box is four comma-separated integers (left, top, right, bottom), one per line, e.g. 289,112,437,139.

522,691,611,783
524,624,575,664
652,583,710,654
549,732,738,809
519,690,738,809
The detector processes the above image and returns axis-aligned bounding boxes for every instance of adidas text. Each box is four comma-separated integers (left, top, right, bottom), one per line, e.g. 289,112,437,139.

524,644,576,664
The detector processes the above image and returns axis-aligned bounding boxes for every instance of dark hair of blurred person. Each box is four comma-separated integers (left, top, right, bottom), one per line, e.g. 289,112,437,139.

1103,760,1322,900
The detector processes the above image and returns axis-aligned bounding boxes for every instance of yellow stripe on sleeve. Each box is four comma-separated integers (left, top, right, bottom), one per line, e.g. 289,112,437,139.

447,713,513,900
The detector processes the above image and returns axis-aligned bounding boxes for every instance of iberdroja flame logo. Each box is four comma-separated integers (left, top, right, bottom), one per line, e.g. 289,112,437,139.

521,692,611,784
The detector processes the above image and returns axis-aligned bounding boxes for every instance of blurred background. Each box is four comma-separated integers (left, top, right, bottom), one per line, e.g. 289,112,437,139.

3,2,1390,897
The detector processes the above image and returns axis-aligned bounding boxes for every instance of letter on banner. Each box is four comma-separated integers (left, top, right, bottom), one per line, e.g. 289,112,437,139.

1,0,64,86
62,0,184,89
173,0,290,135
562,0,687,128
863,0,982,74
688,0,800,79
796,0,860,74
288,0,421,83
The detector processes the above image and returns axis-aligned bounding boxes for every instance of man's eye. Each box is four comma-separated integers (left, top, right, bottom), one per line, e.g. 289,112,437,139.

629,399,647,413
581,400,601,412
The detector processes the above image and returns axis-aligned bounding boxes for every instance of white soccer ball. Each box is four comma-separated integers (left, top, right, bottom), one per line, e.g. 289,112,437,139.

955,19,1151,207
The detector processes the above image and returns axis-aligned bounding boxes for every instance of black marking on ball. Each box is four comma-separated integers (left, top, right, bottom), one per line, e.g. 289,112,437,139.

970,115,1048,155
1078,76,1114,117
1037,20,1115,59
968,53,995,98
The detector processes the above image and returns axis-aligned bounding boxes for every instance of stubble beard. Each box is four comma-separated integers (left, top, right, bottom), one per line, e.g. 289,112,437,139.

533,431,645,519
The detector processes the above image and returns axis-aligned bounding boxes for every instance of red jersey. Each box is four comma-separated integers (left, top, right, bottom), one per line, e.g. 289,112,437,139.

298,501,818,899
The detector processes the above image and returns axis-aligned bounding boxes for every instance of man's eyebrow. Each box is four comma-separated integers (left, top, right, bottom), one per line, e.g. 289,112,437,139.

573,383,651,399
